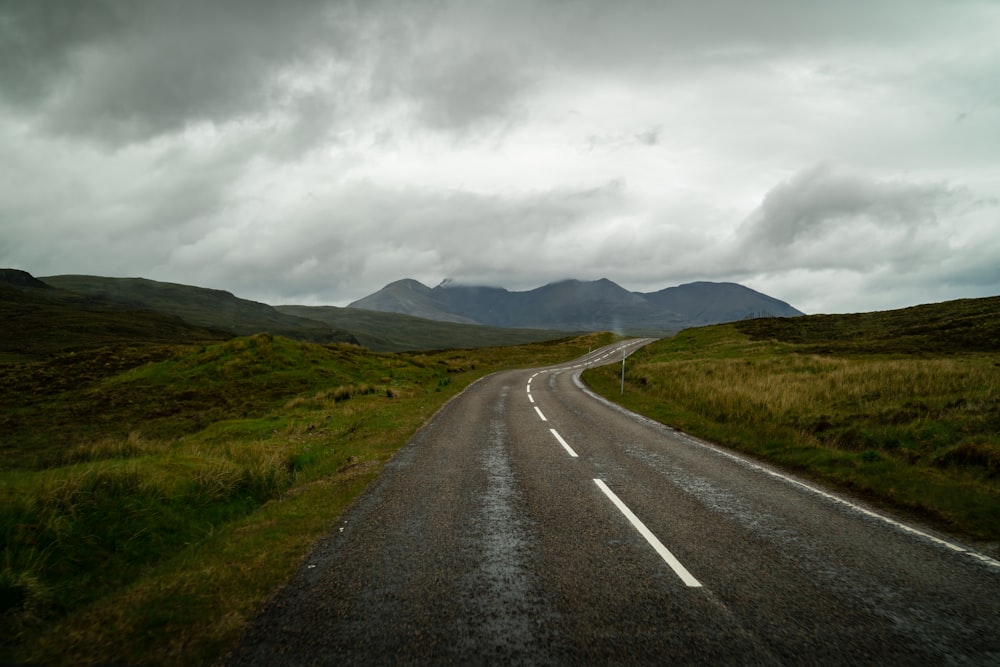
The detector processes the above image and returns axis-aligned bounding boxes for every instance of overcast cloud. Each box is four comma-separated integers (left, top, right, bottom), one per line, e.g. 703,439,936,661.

1,0,998,314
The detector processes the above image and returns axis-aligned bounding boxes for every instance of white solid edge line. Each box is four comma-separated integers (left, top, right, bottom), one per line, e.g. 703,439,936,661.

549,428,578,457
534,406,547,421
594,479,702,588
573,373,1000,571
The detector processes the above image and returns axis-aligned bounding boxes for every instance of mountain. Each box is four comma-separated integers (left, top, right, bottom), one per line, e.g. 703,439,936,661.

41,275,359,345
641,281,805,326
345,278,481,324
349,278,803,334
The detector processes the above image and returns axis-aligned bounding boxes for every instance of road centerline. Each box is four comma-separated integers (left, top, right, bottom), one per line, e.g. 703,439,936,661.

534,406,547,421
549,428,578,458
593,479,702,588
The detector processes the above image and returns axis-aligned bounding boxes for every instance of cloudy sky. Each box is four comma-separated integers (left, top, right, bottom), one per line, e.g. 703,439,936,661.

2,0,998,314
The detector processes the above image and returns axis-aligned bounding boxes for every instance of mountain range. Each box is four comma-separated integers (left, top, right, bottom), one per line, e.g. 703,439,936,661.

2,269,803,354
348,278,804,334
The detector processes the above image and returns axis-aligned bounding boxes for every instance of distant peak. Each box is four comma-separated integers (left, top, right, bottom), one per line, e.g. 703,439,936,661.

436,277,456,288
0,268,49,289
385,278,430,290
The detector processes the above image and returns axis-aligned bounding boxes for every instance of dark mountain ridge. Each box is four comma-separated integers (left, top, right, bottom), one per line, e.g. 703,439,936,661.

350,277,804,334
641,281,803,326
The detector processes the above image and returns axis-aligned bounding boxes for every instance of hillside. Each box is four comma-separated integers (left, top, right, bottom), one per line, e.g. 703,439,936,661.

1,270,230,359
42,274,359,346
350,277,803,334
734,296,1000,354
340,278,480,324
641,281,804,325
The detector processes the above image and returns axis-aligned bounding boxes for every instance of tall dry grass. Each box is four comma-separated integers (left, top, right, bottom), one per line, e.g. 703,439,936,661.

637,355,997,434
587,332,1000,539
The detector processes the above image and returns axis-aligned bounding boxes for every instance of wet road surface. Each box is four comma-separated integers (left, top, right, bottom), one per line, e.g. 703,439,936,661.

226,340,1000,665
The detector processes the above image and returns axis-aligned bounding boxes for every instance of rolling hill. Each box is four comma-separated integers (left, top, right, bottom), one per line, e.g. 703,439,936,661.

41,274,359,346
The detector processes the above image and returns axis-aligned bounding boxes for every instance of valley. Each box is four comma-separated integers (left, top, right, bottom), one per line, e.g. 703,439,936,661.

1,268,997,664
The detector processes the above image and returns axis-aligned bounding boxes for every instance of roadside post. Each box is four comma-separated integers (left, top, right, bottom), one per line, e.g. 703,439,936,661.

621,347,626,395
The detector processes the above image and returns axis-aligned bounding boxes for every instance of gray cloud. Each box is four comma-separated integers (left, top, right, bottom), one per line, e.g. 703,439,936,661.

0,1,129,104
739,164,959,251
0,0,348,144
727,164,1000,311
1,0,997,314
399,49,531,132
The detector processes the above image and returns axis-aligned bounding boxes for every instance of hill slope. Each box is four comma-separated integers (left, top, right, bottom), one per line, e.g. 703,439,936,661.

733,296,1000,354
350,277,803,334
1,270,230,359
41,275,359,345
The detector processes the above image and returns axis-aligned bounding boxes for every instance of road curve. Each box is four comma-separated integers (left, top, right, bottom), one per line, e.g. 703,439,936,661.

226,340,1000,665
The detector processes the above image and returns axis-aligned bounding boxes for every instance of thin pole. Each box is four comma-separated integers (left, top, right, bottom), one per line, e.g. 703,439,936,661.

621,347,626,395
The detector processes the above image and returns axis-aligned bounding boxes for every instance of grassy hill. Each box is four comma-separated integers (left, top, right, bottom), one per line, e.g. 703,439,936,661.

584,295,1000,544
0,279,230,362
41,275,359,345
734,296,1000,354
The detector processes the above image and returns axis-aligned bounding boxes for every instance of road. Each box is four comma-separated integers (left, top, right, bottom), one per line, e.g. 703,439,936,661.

227,340,1000,665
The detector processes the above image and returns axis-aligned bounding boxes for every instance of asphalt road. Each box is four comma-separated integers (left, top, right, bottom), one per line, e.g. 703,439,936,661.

226,340,1000,665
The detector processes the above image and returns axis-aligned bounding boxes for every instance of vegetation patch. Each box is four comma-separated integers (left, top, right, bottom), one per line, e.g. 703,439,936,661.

584,298,1000,544
1,330,617,665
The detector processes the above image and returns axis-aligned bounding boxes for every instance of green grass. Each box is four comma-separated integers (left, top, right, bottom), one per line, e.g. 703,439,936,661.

584,296,1000,543
1,331,619,665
